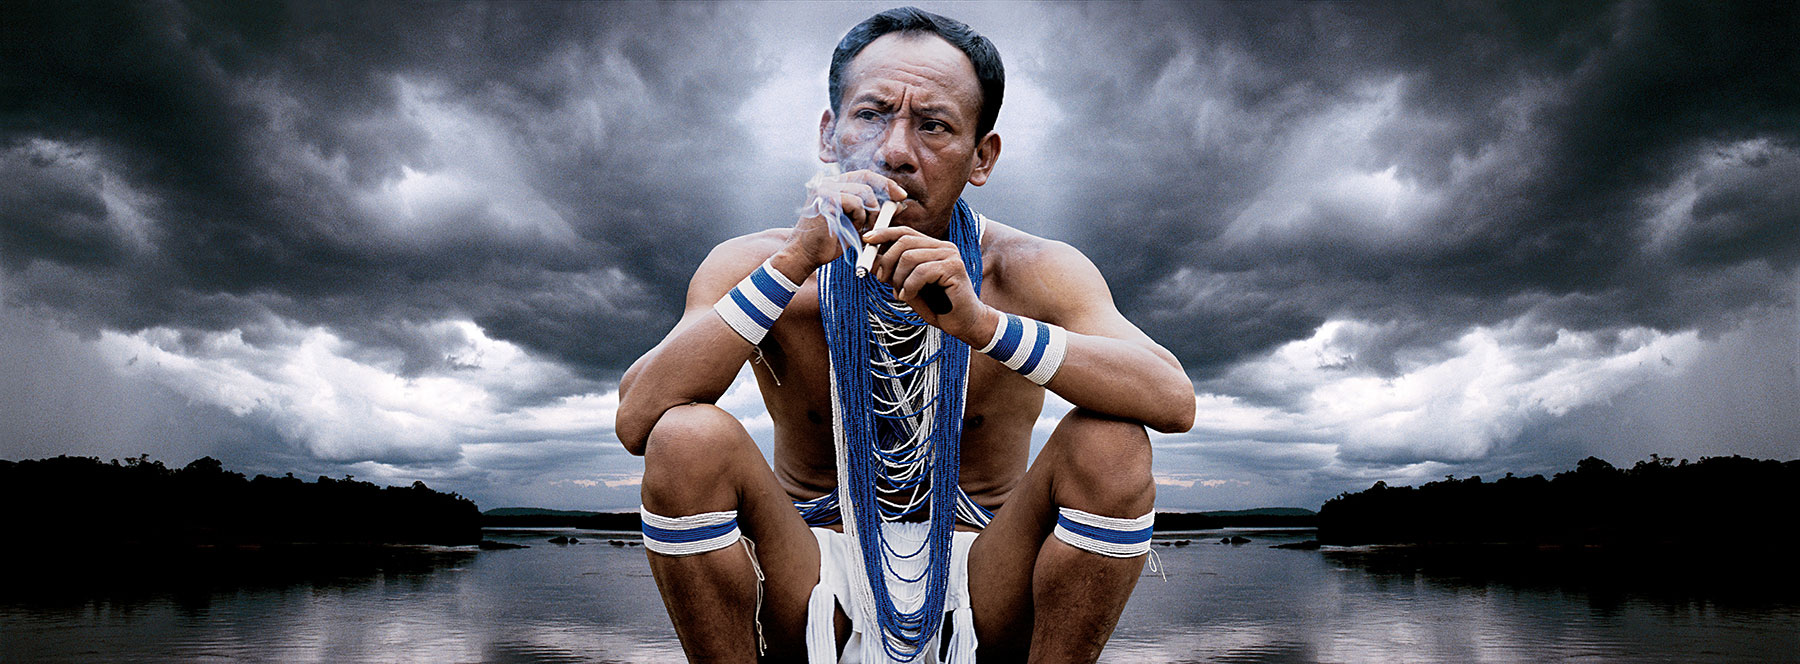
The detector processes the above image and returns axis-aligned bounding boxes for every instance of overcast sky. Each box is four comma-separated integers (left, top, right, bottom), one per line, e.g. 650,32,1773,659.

3,1,1795,511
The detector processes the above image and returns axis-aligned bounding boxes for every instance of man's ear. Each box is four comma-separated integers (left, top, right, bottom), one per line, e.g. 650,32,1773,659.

818,109,839,163
967,131,1002,187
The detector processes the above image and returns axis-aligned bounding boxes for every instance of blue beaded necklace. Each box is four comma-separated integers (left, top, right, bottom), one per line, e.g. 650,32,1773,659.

818,199,981,661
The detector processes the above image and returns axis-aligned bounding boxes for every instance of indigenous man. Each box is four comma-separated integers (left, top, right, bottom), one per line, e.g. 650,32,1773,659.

616,7,1195,663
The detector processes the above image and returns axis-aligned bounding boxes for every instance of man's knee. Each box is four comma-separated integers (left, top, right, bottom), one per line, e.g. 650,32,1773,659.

1048,408,1154,515
641,403,754,510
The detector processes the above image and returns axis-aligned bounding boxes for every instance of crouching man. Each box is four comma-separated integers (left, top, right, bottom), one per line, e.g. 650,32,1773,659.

616,7,1195,662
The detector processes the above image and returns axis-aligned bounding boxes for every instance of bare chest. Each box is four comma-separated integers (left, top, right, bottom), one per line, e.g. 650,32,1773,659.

754,278,1044,497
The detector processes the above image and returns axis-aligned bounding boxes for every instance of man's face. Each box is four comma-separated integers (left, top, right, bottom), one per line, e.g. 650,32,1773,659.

821,32,999,234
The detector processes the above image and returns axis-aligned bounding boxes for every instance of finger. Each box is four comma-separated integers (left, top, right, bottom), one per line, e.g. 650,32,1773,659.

842,169,908,202
887,244,958,294
882,236,957,283
834,192,870,229
861,224,929,245
899,261,953,302
870,233,934,282
824,181,880,214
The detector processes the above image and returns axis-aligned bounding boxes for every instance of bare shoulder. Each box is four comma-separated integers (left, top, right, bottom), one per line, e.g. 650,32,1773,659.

982,219,1092,273
702,228,793,277
980,219,1110,319
685,228,794,307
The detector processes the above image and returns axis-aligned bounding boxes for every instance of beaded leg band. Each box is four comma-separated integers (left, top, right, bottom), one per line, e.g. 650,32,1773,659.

639,506,743,556
1053,507,1154,558
639,506,767,654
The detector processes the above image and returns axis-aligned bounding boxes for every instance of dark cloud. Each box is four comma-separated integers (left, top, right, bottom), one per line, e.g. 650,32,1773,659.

1,1,1793,509
2,0,772,380
1018,1,1798,376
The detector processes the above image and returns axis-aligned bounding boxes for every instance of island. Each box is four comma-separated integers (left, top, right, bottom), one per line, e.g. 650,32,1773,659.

1317,454,1799,548
0,455,481,548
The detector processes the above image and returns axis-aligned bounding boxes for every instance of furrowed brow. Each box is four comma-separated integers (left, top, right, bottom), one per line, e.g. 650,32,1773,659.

911,103,954,118
850,93,895,111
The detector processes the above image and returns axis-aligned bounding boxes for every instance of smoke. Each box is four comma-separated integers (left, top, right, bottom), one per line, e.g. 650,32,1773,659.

799,164,873,260
803,113,900,260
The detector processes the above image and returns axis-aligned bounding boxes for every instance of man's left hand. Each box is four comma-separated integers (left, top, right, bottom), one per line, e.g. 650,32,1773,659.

861,225,998,343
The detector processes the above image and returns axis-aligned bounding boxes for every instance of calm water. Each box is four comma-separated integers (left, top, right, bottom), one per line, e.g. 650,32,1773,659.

4,528,1797,663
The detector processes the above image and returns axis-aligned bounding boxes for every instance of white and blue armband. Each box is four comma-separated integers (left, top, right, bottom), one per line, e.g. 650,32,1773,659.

713,259,800,345
975,312,1069,385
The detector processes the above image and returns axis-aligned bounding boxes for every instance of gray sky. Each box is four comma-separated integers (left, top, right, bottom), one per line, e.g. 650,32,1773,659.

3,1,1795,511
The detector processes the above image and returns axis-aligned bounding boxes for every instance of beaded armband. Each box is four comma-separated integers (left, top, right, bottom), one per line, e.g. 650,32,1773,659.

974,312,1068,386
713,259,800,345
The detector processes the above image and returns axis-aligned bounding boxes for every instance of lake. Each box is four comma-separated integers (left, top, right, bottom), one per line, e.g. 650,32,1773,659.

4,528,1796,662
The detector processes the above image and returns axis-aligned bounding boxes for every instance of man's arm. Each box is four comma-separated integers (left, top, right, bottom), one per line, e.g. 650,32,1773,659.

1019,241,1195,433
616,170,908,454
863,227,1195,433
614,239,772,455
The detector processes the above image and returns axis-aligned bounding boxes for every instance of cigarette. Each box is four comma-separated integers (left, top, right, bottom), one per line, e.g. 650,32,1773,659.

854,200,898,277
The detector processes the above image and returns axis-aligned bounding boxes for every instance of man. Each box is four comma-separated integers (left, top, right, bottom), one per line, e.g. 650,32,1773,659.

616,7,1194,662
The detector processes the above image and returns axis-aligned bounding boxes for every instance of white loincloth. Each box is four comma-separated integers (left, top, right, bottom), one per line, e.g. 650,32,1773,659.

805,523,979,664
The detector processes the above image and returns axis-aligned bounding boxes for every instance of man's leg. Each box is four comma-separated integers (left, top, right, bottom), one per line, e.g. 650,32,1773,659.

967,408,1156,663
639,403,822,661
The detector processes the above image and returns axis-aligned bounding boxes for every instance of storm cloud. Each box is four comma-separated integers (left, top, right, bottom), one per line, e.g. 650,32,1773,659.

2,1,1794,510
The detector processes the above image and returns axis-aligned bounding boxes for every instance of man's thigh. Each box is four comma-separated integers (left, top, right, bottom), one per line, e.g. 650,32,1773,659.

962,407,1156,649
641,404,822,646
964,439,1058,647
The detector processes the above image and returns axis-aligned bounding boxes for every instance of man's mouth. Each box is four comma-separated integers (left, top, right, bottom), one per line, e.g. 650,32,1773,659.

890,184,924,207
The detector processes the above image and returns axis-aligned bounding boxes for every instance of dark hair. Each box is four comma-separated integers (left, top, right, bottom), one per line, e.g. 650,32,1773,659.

829,7,1005,140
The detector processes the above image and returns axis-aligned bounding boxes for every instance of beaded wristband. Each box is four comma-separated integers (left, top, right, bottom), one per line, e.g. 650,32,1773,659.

713,259,800,345
975,312,1068,386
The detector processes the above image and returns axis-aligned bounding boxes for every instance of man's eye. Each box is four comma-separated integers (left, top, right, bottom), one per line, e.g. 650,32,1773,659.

856,110,882,121
921,121,948,133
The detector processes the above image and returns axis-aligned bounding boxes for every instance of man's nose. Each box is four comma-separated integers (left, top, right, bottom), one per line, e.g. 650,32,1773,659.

874,124,918,175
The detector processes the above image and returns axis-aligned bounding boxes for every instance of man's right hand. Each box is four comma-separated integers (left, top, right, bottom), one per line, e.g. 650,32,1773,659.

776,169,907,276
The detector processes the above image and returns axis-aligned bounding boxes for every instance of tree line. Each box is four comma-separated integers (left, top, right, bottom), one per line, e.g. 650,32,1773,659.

1,455,481,548
1318,454,1800,547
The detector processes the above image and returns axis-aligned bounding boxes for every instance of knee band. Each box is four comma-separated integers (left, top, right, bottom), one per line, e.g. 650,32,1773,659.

640,505,742,556
713,259,799,345
1053,507,1154,558
975,312,1068,386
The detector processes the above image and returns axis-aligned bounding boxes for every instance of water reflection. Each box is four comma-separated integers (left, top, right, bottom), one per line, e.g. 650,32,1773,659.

1108,530,1800,663
4,529,1798,662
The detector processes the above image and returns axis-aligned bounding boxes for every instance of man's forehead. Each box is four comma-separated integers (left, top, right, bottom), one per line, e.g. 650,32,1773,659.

840,32,979,111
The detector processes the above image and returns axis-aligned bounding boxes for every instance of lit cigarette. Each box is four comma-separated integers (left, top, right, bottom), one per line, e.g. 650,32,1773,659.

854,200,898,277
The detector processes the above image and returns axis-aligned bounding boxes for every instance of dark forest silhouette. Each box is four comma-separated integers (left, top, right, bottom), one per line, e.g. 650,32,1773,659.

1318,454,1800,548
1,455,481,549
